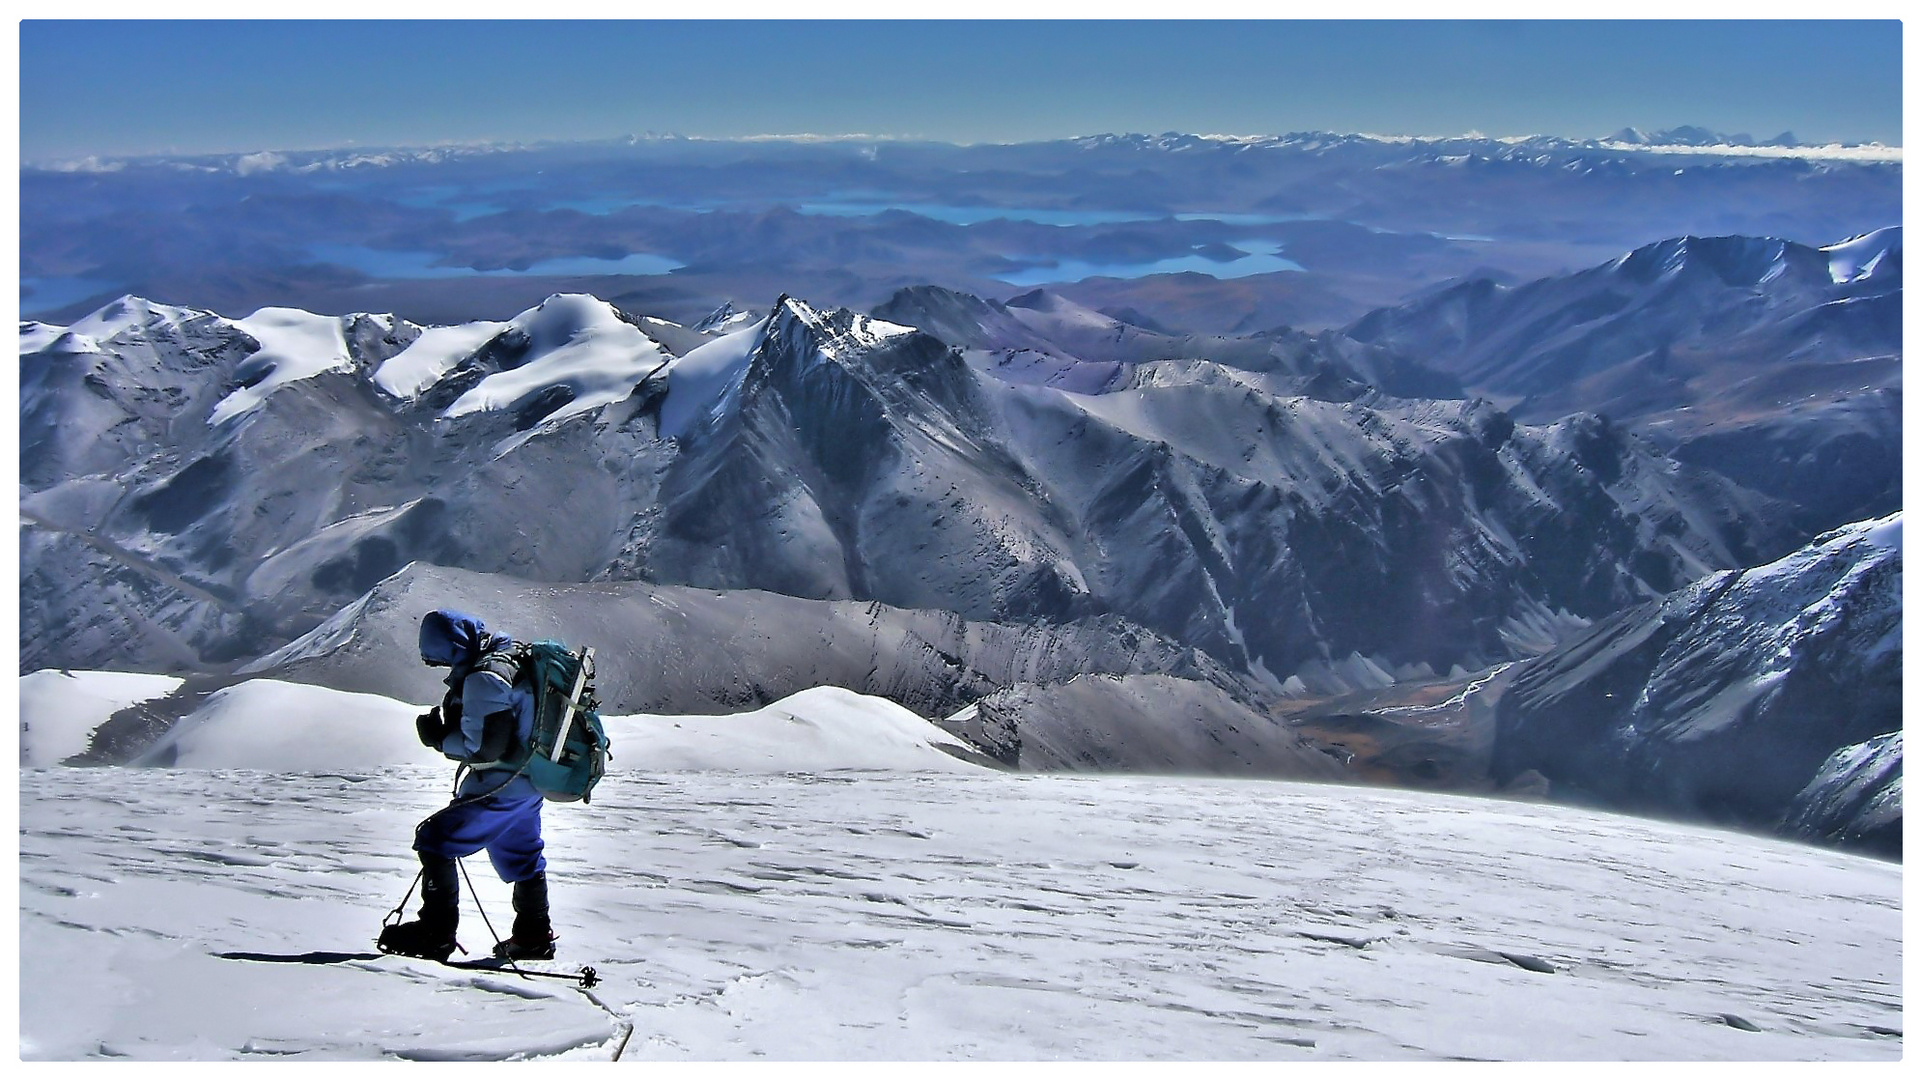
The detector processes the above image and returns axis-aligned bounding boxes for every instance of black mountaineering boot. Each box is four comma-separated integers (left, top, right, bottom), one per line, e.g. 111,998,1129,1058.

379,854,460,961
495,871,557,961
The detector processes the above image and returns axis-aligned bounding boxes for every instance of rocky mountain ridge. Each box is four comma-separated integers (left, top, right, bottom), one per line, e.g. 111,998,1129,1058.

1492,514,1902,856
1344,229,1902,532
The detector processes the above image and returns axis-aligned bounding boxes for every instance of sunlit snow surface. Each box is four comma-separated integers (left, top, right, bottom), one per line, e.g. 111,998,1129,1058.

19,670,183,765
19,765,1900,1061
209,307,357,425
371,320,509,400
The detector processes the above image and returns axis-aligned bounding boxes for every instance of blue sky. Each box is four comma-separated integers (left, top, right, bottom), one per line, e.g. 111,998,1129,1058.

16,19,1904,161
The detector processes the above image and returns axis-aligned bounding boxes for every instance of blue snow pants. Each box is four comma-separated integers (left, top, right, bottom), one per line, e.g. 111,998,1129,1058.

414,792,547,883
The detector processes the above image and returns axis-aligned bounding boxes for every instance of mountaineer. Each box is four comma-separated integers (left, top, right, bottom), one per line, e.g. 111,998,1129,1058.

378,609,557,962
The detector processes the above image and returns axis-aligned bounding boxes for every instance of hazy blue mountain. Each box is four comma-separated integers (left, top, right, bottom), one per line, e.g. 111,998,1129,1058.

1343,229,1902,532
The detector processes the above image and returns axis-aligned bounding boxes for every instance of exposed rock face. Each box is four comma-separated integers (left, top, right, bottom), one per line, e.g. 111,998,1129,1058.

1780,732,1902,859
1491,514,1902,851
643,297,1796,691
956,673,1350,779
240,562,1258,723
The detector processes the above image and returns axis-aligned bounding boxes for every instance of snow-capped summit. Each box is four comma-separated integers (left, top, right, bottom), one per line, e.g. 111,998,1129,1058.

210,307,370,425
1821,226,1902,285
66,295,212,343
691,300,761,335
438,293,670,426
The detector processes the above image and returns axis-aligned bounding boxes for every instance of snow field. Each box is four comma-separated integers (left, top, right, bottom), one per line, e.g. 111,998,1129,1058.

17,767,1901,1061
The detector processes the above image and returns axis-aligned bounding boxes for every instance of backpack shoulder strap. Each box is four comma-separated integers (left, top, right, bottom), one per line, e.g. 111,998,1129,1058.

473,640,531,687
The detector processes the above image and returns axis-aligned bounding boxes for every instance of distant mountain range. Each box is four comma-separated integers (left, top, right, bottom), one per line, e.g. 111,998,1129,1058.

1601,126,1804,148
34,126,1889,176
1347,228,1902,531
22,128,1901,338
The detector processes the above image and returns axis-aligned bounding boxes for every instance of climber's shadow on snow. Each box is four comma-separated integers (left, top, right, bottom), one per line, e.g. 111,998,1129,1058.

216,949,384,964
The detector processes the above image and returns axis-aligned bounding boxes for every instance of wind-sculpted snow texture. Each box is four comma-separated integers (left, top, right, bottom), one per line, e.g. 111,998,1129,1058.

1492,514,1902,854
20,288,1797,696
19,766,1901,1060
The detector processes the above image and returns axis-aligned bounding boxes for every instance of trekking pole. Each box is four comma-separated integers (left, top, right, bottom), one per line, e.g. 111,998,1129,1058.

378,868,425,937
456,857,600,989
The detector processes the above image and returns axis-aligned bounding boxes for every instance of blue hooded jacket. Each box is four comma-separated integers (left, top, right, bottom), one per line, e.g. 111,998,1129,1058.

419,609,538,800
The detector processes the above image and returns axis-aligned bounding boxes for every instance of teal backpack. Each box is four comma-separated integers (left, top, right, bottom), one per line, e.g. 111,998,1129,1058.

485,640,611,804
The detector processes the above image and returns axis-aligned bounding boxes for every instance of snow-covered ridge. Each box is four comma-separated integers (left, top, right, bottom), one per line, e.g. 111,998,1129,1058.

40,126,1896,177
440,294,670,425
18,672,985,774
1070,129,1901,162
28,140,536,175
19,321,76,354
211,307,364,425
19,670,184,766
1822,226,1903,285
1591,140,1901,162
371,320,508,400
27,292,685,430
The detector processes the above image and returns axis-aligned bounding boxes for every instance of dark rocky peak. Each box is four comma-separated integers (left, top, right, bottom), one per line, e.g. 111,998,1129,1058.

754,294,928,374
1606,234,1826,289
870,285,1060,354
1002,288,1060,312
692,300,759,334
732,295,996,443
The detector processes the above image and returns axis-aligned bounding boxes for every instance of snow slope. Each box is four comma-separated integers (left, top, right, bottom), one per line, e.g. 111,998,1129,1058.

18,765,1901,1061
19,673,987,775
370,320,508,399
657,316,766,438
132,679,448,771
606,686,984,773
1822,226,1902,285
210,307,361,425
19,669,184,765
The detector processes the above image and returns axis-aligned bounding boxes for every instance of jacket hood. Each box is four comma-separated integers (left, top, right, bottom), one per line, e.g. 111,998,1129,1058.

418,608,492,668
